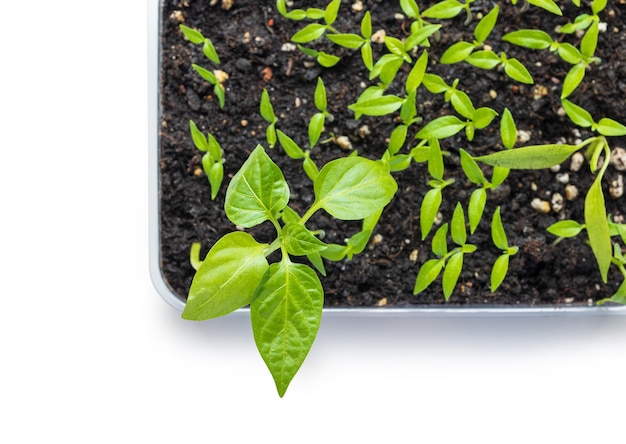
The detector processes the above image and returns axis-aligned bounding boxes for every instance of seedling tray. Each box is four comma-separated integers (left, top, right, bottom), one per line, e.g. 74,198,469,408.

148,0,626,317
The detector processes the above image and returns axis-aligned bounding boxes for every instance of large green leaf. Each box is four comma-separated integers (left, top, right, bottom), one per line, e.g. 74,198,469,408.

314,157,397,220
184,232,269,320
251,261,323,397
475,143,581,169
585,176,612,282
225,145,289,227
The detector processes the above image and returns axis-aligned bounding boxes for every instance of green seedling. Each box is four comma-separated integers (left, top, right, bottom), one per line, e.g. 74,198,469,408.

185,145,397,397
490,207,519,292
440,5,499,64
422,0,475,25
189,121,224,200
414,203,477,300
179,24,225,108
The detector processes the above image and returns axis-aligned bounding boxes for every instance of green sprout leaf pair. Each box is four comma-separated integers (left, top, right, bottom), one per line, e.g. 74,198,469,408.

189,120,224,199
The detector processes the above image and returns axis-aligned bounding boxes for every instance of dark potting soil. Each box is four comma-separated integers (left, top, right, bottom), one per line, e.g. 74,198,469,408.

158,0,626,307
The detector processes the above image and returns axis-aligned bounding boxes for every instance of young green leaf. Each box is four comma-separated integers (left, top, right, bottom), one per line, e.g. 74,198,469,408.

547,220,585,238
491,207,509,251
314,77,327,112
465,50,502,70
184,232,269,320
474,6,499,43
361,11,372,38
472,107,498,129
561,99,594,128
400,0,420,18
361,42,373,71
502,30,553,50
348,95,405,117
475,143,581,169
585,175,612,283
490,254,510,292
596,118,626,137
500,108,517,150
326,33,365,49
406,50,429,94
303,156,319,181
179,24,205,44
561,63,585,98
528,0,562,16
460,149,487,185
422,0,464,19
189,120,209,152
308,112,325,148
428,139,445,181
442,252,463,300
416,115,466,140
451,203,467,246
388,125,408,156
281,223,327,256
503,58,534,84
251,260,323,397
432,224,449,257
468,188,487,234
414,258,445,294
324,0,341,25
192,64,217,84
440,41,476,65
450,90,476,120
203,154,224,200
420,188,442,240
225,145,290,227
202,39,221,64
260,89,276,123
581,21,599,58
277,130,305,159
291,23,327,43
556,43,583,64
313,157,398,221
314,52,338,67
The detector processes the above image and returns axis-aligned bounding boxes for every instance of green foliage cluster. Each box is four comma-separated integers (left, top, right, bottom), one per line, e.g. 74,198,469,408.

178,0,626,396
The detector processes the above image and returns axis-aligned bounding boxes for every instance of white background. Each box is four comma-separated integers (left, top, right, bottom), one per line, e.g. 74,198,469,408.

1,1,626,442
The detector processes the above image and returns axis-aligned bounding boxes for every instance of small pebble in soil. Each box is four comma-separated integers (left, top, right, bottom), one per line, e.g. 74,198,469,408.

214,70,229,84
551,193,565,213
221,0,233,11
242,32,250,44
376,298,387,307
517,129,531,143
531,198,551,214
358,125,371,139
610,147,626,171
610,175,624,199
240,119,248,127
371,30,386,44
556,172,570,184
334,135,353,151
281,43,297,52
565,184,579,201
409,249,419,262
169,10,184,22
570,152,584,171
489,89,497,99
550,164,560,173
533,85,548,100
352,1,364,13
394,13,405,21
295,97,301,108
235,58,251,72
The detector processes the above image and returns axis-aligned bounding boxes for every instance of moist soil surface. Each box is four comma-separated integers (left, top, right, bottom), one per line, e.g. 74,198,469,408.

158,0,626,308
